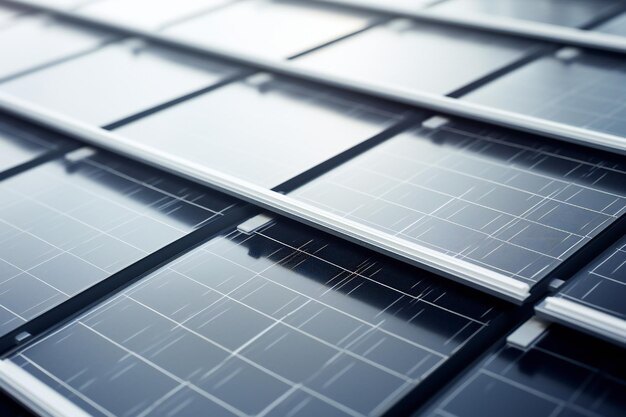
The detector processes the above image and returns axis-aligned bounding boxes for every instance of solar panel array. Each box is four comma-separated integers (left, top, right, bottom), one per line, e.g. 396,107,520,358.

6,218,509,417
0,144,235,337
0,0,625,416
291,119,626,287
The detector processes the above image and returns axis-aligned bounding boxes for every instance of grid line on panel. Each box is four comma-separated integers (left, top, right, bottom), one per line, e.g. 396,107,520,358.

291,121,626,287
10,220,505,417
0,152,232,339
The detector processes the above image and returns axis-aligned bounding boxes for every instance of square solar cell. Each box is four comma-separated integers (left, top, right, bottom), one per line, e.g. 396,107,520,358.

420,325,626,417
0,115,72,175
0,15,113,81
115,73,410,188
0,148,235,337
0,38,243,126
463,49,626,138
163,0,377,59
290,118,626,292
2,216,510,417
431,0,621,28
76,0,235,30
293,19,540,95
596,11,626,36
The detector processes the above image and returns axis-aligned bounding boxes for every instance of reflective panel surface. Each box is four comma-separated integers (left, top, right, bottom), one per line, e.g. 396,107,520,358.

294,19,539,95
552,235,626,322
0,116,70,174
77,0,235,30
0,15,113,81
1,39,242,126
116,74,409,188
164,0,377,59
420,325,626,417
0,150,235,336
464,50,626,138
431,0,620,27
5,217,508,417
291,119,626,289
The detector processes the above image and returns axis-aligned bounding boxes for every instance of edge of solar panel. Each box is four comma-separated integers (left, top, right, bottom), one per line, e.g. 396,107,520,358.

0,94,535,302
536,297,626,348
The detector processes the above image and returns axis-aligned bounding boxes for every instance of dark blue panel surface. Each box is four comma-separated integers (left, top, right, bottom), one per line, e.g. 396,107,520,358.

7,217,510,417
0,149,235,337
419,325,626,417
464,50,626,138
291,118,626,289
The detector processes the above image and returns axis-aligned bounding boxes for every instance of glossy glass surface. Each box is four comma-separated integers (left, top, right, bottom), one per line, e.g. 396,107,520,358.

116,74,409,188
77,0,234,30
291,119,626,288
0,15,112,81
597,11,626,37
432,0,619,28
420,325,626,417
555,235,626,321
0,116,69,174
0,150,235,336
294,19,539,95
464,50,626,138
1,39,242,126
6,217,507,417
164,0,376,59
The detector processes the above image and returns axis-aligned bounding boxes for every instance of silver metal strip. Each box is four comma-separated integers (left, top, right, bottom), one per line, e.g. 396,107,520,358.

537,297,626,347
0,92,532,302
0,360,94,417
312,0,626,54
4,0,626,155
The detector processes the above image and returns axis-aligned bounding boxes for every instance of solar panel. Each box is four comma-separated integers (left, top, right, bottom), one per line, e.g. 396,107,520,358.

293,19,540,95
0,148,235,337
1,216,510,417
463,49,626,138
76,0,236,31
290,117,626,293
163,0,378,59
420,324,626,417
0,38,243,127
115,73,410,188
0,14,113,82
430,0,621,28
536,234,626,345
0,116,71,175
597,11,626,36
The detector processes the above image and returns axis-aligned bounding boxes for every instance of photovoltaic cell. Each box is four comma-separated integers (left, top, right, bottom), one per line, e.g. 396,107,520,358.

293,19,540,95
419,325,626,417
0,149,235,337
116,73,410,188
463,49,626,138
163,0,377,59
291,118,626,290
76,0,236,31
431,0,621,28
0,38,243,126
4,217,509,417
0,15,113,81
0,115,71,175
